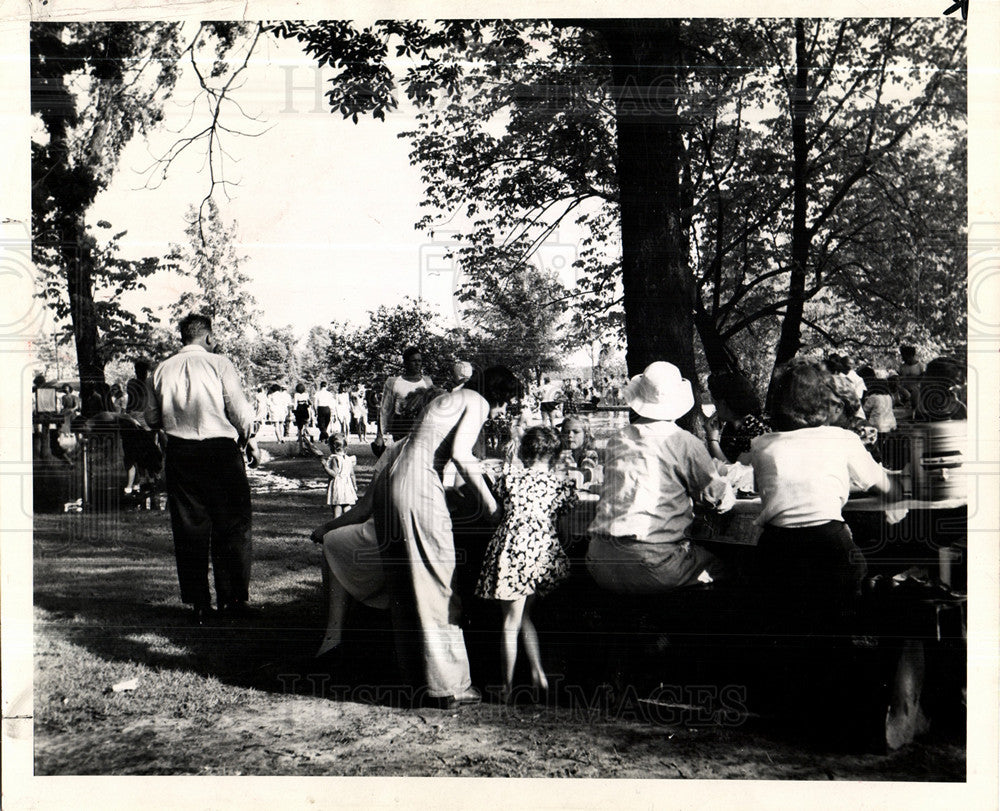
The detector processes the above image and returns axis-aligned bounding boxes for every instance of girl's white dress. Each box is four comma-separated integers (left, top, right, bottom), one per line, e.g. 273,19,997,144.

326,453,358,506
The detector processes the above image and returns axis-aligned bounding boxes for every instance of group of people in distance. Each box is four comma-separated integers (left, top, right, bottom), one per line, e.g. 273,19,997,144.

91,313,964,711
254,379,373,452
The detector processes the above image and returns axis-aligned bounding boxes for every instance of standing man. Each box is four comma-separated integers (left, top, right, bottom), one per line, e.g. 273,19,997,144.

378,346,433,442
313,380,335,441
146,314,261,625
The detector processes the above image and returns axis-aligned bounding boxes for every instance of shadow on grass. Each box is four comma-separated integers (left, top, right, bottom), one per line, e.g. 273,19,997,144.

34,489,402,699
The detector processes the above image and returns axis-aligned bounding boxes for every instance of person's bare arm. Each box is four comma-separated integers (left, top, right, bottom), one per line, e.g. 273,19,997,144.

870,468,904,502
310,484,376,542
450,393,498,519
379,379,394,438
704,414,728,462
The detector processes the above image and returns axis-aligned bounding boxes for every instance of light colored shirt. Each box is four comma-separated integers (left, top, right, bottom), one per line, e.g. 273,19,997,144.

268,390,292,420
254,391,269,419
146,344,254,442
540,381,562,402
380,375,432,433
314,388,336,409
588,420,733,544
864,393,897,434
845,369,867,398
750,426,889,529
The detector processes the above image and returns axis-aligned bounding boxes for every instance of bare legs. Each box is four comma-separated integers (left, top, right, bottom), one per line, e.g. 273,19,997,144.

316,557,351,657
499,595,547,700
316,505,348,655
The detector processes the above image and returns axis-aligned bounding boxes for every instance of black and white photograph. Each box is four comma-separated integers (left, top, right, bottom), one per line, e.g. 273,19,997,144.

2,1,998,807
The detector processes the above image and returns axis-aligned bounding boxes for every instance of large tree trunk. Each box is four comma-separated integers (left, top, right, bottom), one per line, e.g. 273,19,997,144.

694,306,741,375
64,218,106,409
773,19,811,368
598,20,696,385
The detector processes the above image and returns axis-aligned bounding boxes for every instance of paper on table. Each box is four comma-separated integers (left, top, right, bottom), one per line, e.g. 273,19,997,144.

718,461,755,495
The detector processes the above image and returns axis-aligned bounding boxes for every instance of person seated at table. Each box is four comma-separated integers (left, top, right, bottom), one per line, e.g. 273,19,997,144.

749,358,902,628
556,415,602,487
857,366,897,437
913,356,966,422
830,374,881,461
586,361,734,594
704,372,771,465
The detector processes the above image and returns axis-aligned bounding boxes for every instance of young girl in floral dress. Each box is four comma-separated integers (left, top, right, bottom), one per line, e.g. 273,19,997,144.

476,426,578,700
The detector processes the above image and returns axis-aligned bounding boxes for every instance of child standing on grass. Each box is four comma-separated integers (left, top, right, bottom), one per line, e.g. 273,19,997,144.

323,434,357,518
476,426,578,700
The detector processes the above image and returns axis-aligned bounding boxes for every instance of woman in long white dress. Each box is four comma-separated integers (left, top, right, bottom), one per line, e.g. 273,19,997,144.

373,366,521,708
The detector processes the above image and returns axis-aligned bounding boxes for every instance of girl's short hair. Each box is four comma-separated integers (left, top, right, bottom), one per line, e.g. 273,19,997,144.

295,382,306,393
769,358,841,431
465,365,524,408
707,372,762,417
328,434,347,452
519,426,561,466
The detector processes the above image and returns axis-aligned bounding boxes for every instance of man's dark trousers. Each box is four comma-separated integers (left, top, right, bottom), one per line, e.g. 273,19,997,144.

316,406,332,439
164,436,252,609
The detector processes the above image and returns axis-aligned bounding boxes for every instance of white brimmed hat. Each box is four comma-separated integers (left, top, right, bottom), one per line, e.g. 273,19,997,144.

624,361,694,421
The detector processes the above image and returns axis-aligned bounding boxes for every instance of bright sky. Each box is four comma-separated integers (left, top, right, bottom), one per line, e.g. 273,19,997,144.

86,31,585,341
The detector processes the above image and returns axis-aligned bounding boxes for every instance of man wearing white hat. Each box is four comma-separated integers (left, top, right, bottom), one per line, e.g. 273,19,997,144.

586,361,734,592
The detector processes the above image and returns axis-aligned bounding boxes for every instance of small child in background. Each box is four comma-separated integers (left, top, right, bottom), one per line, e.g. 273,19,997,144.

476,426,579,700
556,416,602,488
322,434,357,518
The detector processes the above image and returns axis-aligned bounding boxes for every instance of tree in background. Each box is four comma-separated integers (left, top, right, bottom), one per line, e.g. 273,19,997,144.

456,262,574,382
759,18,965,366
330,298,453,389
390,18,966,387
31,22,184,401
30,22,256,401
34,220,168,372
268,19,707,380
297,325,335,386
168,200,261,379
247,326,299,389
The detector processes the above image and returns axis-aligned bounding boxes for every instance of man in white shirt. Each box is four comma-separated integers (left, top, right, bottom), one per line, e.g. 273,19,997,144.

146,314,261,626
313,381,336,440
378,346,433,441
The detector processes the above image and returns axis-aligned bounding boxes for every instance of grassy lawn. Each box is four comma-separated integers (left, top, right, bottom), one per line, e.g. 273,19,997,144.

31,440,966,778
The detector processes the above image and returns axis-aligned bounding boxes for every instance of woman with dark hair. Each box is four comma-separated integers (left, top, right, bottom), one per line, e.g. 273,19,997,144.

914,356,966,422
373,365,522,708
750,357,900,626
292,382,313,455
705,372,770,464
